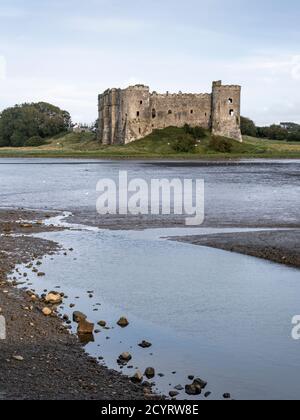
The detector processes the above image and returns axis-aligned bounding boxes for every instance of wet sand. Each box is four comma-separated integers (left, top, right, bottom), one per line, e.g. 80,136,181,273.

0,210,149,400
169,229,300,269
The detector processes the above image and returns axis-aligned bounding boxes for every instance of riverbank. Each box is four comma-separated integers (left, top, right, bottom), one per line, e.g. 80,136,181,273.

169,229,300,269
0,130,300,159
0,210,149,400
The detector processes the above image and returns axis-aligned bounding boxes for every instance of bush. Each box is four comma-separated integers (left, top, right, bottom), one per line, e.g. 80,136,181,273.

172,136,196,153
288,132,300,142
257,125,287,140
183,124,206,139
209,136,234,153
241,116,257,137
24,136,46,147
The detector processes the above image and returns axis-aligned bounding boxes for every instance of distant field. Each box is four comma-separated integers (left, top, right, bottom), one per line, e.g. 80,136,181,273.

0,128,300,159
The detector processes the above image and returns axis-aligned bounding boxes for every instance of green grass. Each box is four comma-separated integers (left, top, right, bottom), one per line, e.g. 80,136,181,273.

0,127,300,159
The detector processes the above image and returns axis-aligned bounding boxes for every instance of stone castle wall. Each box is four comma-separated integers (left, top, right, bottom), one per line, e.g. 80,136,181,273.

98,81,242,145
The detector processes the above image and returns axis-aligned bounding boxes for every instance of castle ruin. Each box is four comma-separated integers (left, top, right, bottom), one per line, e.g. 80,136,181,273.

98,81,242,145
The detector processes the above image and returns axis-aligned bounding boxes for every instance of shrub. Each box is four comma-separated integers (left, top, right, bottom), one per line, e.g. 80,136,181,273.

209,136,234,153
183,124,206,139
24,136,46,147
172,136,196,153
241,116,257,137
288,132,300,142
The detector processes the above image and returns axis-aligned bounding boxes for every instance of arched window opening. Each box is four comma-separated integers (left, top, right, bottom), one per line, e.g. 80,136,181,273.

168,110,172,115
228,98,233,104
229,109,235,117
136,111,140,117
190,110,194,114
152,109,156,119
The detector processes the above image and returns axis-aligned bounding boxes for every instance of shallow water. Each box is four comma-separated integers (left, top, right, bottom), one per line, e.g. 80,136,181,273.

11,225,300,400
0,158,300,227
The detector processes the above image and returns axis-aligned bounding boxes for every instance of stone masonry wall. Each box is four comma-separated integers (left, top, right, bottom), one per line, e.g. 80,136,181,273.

98,81,242,145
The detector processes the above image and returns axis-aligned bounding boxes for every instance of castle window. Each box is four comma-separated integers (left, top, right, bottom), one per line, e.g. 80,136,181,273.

136,111,140,117
229,109,235,116
190,110,194,114
228,98,233,104
152,109,156,119
139,128,141,134
140,101,143,105
168,110,172,115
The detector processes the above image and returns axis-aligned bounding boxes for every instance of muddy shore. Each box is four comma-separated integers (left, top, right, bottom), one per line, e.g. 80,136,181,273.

0,210,148,400
169,229,300,269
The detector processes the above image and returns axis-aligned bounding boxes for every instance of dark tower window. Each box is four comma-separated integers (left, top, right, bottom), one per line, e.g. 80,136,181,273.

229,109,235,116
168,110,172,115
139,127,141,134
228,98,233,104
190,110,194,114
136,111,140,117
152,109,156,119
140,101,143,105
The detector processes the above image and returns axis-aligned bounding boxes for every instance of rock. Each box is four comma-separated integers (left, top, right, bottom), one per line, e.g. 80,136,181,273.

169,391,179,398
204,392,212,398
117,317,129,328
138,340,152,349
174,385,184,391
223,393,231,399
188,375,194,380
37,272,45,277
98,320,107,327
185,383,202,396
13,355,24,361
131,370,143,383
45,292,62,305
119,352,132,362
185,378,207,396
77,319,94,335
193,378,207,389
73,311,87,323
144,367,155,379
42,307,52,316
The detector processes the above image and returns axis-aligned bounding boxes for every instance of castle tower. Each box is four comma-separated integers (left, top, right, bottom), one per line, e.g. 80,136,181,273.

211,81,242,142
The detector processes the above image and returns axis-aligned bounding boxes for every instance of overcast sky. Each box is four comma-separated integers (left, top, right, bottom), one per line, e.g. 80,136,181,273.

0,0,300,125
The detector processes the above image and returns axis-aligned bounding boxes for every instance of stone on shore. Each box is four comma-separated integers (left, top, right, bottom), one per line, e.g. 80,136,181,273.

77,319,94,335
144,367,155,379
131,370,143,383
42,307,52,316
185,378,207,396
73,311,87,323
45,292,63,305
139,340,152,349
98,320,107,327
117,317,129,328
119,352,132,362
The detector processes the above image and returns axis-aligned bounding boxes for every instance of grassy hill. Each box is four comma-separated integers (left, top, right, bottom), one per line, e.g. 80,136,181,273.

0,127,300,159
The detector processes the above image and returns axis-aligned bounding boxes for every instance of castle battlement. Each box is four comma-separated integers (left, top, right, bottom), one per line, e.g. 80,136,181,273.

98,81,242,145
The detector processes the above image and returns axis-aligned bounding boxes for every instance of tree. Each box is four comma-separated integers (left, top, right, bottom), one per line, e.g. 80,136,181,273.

0,102,71,147
240,116,257,137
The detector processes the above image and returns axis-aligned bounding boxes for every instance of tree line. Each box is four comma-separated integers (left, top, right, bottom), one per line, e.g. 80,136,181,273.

0,102,71,147
241,117,300,141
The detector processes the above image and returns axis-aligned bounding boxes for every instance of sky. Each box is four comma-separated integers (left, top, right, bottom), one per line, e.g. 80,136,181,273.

0,0,300,125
